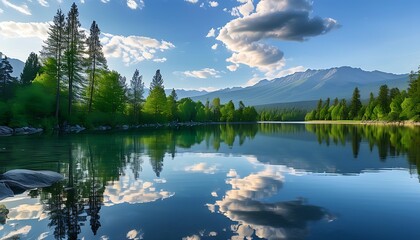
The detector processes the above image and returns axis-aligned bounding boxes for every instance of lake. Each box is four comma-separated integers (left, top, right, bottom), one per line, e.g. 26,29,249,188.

0,123,419,240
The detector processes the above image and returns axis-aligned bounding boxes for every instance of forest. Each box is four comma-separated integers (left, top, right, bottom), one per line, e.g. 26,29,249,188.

305,71,420,122
0,3,258,130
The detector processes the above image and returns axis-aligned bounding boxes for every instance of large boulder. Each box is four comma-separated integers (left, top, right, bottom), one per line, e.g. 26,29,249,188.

0,169,64,201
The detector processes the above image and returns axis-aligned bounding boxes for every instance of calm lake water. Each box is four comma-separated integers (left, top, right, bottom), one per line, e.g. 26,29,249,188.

0,123,420,240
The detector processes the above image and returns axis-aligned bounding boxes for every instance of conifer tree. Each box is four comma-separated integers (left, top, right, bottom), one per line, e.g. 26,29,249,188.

41,8,66,122
64,3,86,118
86,20,107,112
20,52,41,85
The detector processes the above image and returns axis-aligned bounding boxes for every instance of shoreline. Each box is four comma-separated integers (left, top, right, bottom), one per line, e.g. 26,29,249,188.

304,120,420,127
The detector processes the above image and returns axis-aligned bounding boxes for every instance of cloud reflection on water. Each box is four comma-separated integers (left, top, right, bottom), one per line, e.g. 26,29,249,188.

210,164,329,240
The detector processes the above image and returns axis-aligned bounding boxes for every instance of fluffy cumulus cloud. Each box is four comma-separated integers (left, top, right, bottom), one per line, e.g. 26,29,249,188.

101,33,175,65
211,43,218,50
209,1,218,7
217,0,338,78
103,166,174,206
127,0,144,10
179,68,221,79
1,0,31,15
0,21,50,40
185,0,198,4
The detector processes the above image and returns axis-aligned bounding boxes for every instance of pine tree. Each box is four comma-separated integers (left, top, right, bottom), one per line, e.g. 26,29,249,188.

64,3,86,118
129,69,144,122
349,87,362,120
41,8,66,122
0,55,15,100
143,70,167,122
86,20,107,112
20,52,41,85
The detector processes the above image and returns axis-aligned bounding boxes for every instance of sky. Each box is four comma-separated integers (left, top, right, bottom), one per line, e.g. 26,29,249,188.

0,0,420,91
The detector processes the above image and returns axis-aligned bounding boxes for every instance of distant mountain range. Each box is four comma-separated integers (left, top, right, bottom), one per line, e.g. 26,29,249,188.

192,66,409,106
7,56,409,107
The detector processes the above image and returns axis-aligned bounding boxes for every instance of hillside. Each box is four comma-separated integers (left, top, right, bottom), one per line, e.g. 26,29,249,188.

192,66,409,106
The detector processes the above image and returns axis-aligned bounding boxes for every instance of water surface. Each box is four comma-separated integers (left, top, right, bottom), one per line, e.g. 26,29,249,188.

0,123,419,239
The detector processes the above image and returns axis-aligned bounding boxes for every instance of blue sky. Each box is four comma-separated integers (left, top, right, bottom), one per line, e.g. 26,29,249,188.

0,0,419,91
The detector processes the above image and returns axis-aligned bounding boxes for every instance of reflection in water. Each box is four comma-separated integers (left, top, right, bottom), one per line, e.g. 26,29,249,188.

0,123,419,239
209,166,329,239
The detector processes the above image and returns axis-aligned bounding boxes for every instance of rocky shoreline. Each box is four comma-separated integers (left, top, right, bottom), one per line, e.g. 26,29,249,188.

0,126,44,137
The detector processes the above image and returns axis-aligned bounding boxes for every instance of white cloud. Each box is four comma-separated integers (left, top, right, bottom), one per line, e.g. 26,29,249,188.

0,8,3,13
101,33,175,65
127,229,143,240
211,43,218,50
38,0,48,7
101,0,110,3
206,28,216,38
209,1,218,7
185,0,198,3
217,0,338,78
127,0,144,10
37,232,49,240
179,68,221,79
153,57,167,63
0,226,32,240
211,191,218,197
227,64,239,72
227,169,238,178
199,3,204,8
182,235,201,240
185,162,218,174
103,166,174,206
1,0,31,15
0,21,50,40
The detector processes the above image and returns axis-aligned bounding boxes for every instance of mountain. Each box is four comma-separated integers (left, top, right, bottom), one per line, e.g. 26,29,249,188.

192,66,409,106
8,58,24,79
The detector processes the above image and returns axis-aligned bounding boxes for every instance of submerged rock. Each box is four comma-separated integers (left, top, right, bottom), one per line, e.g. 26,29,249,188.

0,169,64,201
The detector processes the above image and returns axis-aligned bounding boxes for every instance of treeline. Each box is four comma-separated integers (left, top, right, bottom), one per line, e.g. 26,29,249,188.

259,108,307,121
305,70,420,121
0,3,257,129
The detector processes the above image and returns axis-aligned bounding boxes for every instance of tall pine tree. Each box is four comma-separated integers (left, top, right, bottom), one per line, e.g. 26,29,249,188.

41,8,66,122
129,69,144,122
144,69,167,122
348,87,362,120
86,20,107,113
64,3,86,118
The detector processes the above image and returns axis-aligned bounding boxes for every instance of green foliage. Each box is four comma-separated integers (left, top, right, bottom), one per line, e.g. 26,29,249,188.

348,87,362,120
20,52,41,85
94,70,126,114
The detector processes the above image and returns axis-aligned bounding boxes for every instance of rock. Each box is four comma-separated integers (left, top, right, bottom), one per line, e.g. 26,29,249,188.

0,126,13,136
95,125,112,131
65,125,86,133
14,127,43,135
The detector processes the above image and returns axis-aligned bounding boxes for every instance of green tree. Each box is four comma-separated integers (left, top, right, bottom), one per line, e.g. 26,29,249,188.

128,69,144,123
41,8,66,123
64,3,86,118
94,71,126,113
143,70,167,122
221,100,235,122
86,20,107,113
348,87,362,120
20,52,41,85
315,99,323,120
376,84,390,119
0,55,15,100
167,89,177,121
177,98,195,121
211,97,221,121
